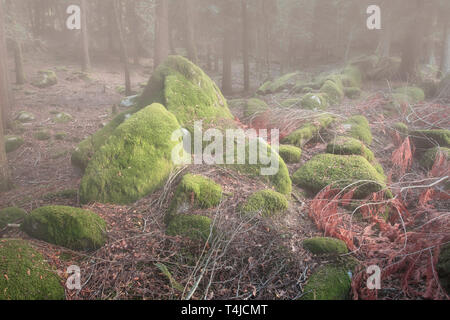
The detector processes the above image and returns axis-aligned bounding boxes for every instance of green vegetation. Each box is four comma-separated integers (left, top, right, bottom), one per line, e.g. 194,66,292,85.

281,98,302,108
410,129,450,149
54,132,67,140
53,112,73,123
0,207,27,228
34,130,52,141
22,205,107,251
241,189,288,218
303,237,348,255
437,243,450,294
32,70,58,88
320,80,344,104
5,135,24,153
326,136,374,162
282,116,335,147
301,264,352,300
393,87,425,103
15,111,35,123
257,72,298,94
166,214,212,242
244,98,269,118
301,93,329,110
344,115,372,145
278,145,302,163
420,147,450,170
344,87,362,99
0,239,65,300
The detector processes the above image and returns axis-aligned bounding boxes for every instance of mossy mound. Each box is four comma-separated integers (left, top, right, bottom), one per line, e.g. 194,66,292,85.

301,93,329,110
166,214,212,242
420,147,450,170
410,129,450,149
22,205,107,251
393,122,409,135
54,132,67,140
243,98,270,118
326,136,374,162
32,70,58,88
281,98,302,108
0,239,65,300
34,130,51,141
15,111,35,123
437,243,450,294
344,87,362,99
169,174,222,216
79,104,181,204
301,264,352,300
320,80,344,105
5,135,24,153
278,145,302,163
343,115,372,145
0,207,27,228
256,72,298,95
227,99,248,110
393,87,425,103
241,189,288,218
303,237,348,255
282,116,335,147
292,154,388,198
341,66,362,88
53,112,73,123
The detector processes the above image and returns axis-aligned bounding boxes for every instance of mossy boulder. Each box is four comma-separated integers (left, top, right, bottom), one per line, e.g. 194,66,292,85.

0,207,27,228
301,264,352,300
166,214,212,242
34,130,51,141
257,72,298,95
32,70,58,88
393,122,409,135
326,136,374,162
243,98,269,118
292,154,388,198
169,174,222,216
0,239,65,300
281,98,302,108
420,147,450,170
343,115,372,145
410,129,450,149
282,116,335,147
278,145,302,163
22,205,107,251
320,80,344,105
54,132,67,140
303,237,348,255
344,87,362,99
341,65,362,88
241,189,288,218
79,104,181,204
437,243,450,294
5,135,24,153
53,112,73,123
393,87,425,103
301,93,329,110
15,111,35,123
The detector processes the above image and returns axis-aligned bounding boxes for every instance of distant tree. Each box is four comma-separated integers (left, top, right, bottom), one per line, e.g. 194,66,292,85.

154,0,169,68
438,3,450,77
80,0,91,71
126,0,140,65
183,0,198,64
242,0,250,92
0,0,12,128
221,0,233,94
113,0,131,96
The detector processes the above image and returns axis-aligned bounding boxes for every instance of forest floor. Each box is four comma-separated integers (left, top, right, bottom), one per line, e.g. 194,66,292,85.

1,52,449,300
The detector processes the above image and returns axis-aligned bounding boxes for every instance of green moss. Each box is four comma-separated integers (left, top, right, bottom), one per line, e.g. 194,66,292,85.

278,145,302,163
320,80,344,104
166,214,212,242
292,154,388,198
0,207,27,228
34,130,51,141
393,122,409,135
410,129,450,149
79,104,181,205
301,264,352,300
257,72,298,95
0,239,65,300
241,189,288,218
303,237,348,255
344,87,361,99
420,147,450,170
437,243,450,294
53,112,73,123
32,70,58,88
15,111,35,123
22,205,107,251
257,81,273,95
344,115,372,145
393,87,425,103
282,116,335,147
281,98,302,108
42,189,78,201
244,98,269,118
227,99,248,110
372,161,385,176
5,135,24,153
326,136,374,162
301,93,329,110
342,65,362,88
54,132,67,140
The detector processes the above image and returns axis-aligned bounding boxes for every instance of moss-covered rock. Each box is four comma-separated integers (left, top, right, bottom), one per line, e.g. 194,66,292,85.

301,264,352,300
241,189,288,218
393,87,425,103
257,72,298,95
243,98,270,118
5,135,24,153
292,154,388,198
303,237,348,255
341,66,362,88
282,116,335,147
301,93,329,110
34,130,51,141
79,104,181,204
22,205,107,251
410,129,450,149
326,136,374,162
0,239,65,300
15,111,35,123
437,243,450,294
54,132,67,140
227,99,248,110
343,115,372,145
169,174,222,216
278,145,302,163
0,207,27,228
166,214,212,242
344,87,362,99
420,147,450,170
393,122,409,135
281,98,302,108
53,112,73,123
32,70,58,88
320,80,344,105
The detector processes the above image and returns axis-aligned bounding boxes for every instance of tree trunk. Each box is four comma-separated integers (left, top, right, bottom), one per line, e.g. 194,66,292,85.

242,0,250,93
221,1,233,95
113,0,132,96
439,18,450,77
80,0,91,71
0,0,12,129
12,40,25,85
183,0,197,64
126,0,140,65
154,0,169,68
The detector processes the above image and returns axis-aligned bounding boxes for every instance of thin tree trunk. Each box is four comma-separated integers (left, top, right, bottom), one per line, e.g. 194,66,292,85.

0,0,12,129
113,0,131,96
183,0,197,64
242,0,250,93
126,0,140,65
13,40,25,85
80,0,91,71
154,0,169,68
221,1,233,95
439,19,450,77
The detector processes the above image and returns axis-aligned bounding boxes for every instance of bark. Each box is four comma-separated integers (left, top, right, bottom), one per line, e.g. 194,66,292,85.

0,0,11,128
80,0,91,71
183,0,197,64
154,0,169,68
113,1,132,96
221,1,233,95
242,0,250,92
13,40,25,85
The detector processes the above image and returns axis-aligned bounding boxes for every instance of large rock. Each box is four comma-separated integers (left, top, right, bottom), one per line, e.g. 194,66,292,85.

79,104,182,204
